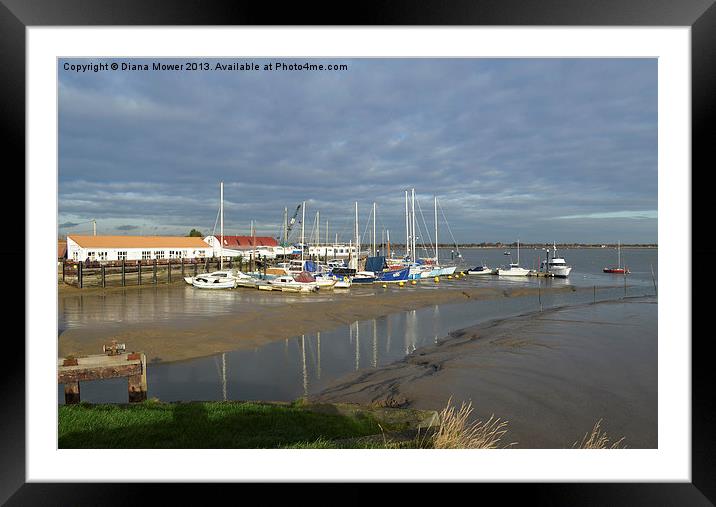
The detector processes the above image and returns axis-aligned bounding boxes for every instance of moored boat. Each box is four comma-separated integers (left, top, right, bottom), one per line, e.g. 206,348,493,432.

268,271,319,292
542,242,572,277
603,241,629,274
467,265,495,275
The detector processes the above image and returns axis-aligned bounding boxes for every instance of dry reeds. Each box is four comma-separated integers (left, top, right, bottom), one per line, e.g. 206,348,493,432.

573,419,626,449
431,397,513,449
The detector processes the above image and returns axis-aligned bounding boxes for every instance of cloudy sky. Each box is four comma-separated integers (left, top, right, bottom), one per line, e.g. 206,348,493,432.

58,58,657,244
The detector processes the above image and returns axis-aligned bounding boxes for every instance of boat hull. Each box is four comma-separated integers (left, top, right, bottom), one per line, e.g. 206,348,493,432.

376,267,410,283
497,267,530,277
603,268,629,274
467,267,495,275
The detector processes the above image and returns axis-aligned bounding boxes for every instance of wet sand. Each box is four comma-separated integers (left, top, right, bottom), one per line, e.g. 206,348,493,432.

58,285,581,364
312,297,657,448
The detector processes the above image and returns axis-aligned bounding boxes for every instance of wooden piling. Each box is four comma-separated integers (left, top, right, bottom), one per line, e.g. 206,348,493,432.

168,260,171,283
138,261,142,285
78,261,83,289
64,382,80,404
101,264,106,288
181,258,185,277
121,259,126,286
62,260,66,282
153,259,157,284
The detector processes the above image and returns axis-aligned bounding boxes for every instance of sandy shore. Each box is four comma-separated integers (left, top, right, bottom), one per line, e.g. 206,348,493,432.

58,285,580,364
312,297,657,448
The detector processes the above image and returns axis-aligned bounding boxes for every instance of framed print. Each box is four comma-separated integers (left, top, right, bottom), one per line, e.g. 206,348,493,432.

3,0,711,503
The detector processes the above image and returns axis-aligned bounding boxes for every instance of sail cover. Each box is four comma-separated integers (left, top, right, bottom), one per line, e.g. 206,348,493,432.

294,271,316,282
365,256,387,273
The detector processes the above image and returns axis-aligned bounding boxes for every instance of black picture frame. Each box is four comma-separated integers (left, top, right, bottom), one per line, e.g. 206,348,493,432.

3,0,709,503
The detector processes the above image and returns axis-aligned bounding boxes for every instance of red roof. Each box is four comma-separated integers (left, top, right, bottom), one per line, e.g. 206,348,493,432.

212,235,279,249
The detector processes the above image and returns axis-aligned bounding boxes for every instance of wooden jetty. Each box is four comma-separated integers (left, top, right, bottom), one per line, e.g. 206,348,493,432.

58,350,147,404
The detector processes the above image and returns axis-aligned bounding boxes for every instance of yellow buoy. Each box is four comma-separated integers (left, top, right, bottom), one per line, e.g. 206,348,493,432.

448,275,453,279
399,281,405,287
411,280,417,285
434,276,440,283
382,284,387,288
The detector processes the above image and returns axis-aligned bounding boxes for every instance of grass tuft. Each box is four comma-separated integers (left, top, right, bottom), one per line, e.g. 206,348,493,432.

573,419,627,449
430,397,513,449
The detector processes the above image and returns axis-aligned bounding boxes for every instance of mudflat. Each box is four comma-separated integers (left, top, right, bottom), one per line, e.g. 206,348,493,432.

312,297,657,448
58,284,580,364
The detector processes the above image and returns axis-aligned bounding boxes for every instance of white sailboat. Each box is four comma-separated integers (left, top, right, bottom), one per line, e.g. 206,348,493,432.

497,240,530,276
188,181,241,289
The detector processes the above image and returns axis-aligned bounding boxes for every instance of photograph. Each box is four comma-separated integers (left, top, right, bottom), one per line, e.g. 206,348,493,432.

56,56,658,450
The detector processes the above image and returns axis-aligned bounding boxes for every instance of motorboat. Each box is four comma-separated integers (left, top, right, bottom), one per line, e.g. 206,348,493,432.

268,272,319,292
542,243,572,277
467,265,495,275
190,271,238,289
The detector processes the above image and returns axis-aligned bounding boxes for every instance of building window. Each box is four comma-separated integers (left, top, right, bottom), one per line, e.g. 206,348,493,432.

118,251,127,260
98,251,108,260
142,251,151,260
88,251,96,260
154,251,165,259
72,251,78,260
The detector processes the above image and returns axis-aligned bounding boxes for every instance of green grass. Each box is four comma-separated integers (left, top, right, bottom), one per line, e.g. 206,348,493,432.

58,400,408,449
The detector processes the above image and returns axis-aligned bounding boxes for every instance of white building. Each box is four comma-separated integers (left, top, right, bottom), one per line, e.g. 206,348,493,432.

66,235,213,262
306,244,358,258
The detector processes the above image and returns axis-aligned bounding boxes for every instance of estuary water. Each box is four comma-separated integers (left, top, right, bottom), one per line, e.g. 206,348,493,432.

58,248,657,404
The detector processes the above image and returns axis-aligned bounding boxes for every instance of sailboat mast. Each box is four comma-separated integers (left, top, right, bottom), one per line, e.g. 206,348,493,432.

219,181,224,270
301,201,305,261
373,202,376,256
387,230,391,258
517,239,520,266
618,240,621,268
411,188,416,263
434,195,438,262
355,202,360,268
317,211,320,250
405,190,409,259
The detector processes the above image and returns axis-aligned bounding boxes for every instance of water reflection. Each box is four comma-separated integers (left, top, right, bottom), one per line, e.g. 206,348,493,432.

60,282,655,405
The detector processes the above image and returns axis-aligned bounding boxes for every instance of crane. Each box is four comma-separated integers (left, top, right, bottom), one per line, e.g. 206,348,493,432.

276,203,302,246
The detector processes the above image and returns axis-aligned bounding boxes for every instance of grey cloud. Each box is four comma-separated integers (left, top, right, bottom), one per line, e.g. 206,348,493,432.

59,58,657,243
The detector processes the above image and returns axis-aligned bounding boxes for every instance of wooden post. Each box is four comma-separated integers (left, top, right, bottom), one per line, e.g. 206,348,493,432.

624,274,627,296
181,257,185,277
168,260,172,283
62,260,66,282
101,264,106,288
194,262,198,276
78,261,83,289
263,255,266,277
153,259,157,284
538,283,542,312
121,259,126,286
64,382,80,404
128,353,147,402
138,261,142,285
229,257,232,268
